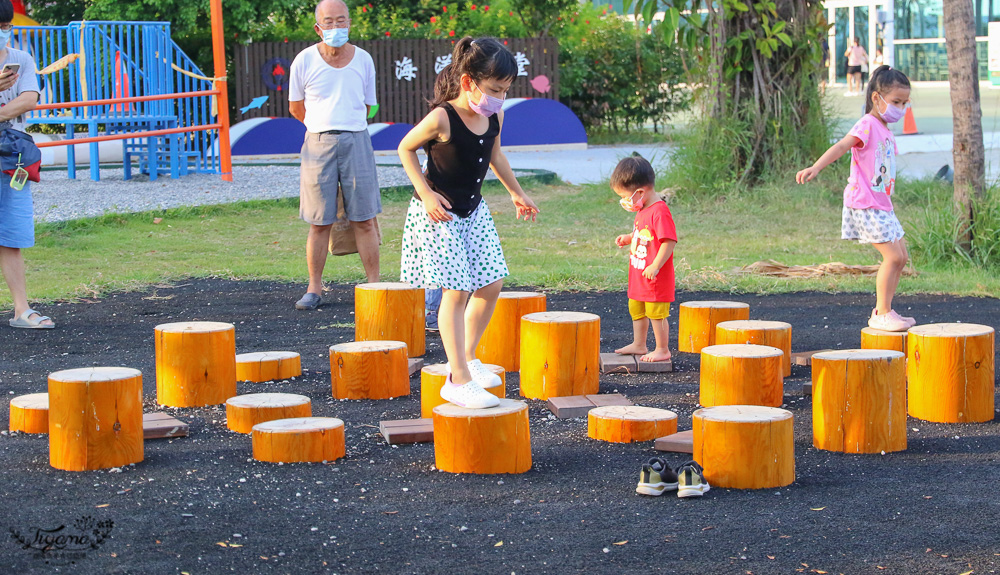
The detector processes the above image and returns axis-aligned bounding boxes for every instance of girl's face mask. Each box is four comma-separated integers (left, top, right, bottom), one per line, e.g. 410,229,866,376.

876,93,907,124
468,82,505,117
619,189,643,212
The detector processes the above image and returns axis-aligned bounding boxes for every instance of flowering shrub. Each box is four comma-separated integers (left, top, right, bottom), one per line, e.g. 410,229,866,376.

350,0,529,41
555,3,687,131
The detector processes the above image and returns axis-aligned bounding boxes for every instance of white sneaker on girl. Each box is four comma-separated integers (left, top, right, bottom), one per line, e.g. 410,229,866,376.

888,309,916,328
440,373,500,409
868,309,909,332
467,359,502,388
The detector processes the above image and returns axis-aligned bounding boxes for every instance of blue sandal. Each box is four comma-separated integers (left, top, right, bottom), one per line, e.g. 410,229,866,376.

9,308,55,329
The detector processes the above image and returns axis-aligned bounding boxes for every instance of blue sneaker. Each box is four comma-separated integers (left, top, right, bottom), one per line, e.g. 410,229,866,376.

425,311,439,332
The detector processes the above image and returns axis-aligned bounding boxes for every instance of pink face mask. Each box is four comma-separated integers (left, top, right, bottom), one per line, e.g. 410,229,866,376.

468,83,504,117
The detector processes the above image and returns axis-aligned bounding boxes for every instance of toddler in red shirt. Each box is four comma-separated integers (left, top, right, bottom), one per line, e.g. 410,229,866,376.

611,156,677,363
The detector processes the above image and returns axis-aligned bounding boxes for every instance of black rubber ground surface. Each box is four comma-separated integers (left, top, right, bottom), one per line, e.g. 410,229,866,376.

0,279,998,574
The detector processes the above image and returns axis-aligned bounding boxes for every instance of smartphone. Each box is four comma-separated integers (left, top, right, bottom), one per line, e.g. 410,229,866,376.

1,63,20,76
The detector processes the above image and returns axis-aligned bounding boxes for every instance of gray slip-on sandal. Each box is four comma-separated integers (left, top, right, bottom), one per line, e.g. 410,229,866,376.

295,292,322,310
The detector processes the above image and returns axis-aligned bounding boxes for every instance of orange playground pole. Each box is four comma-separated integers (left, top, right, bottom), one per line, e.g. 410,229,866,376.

210,0,234,182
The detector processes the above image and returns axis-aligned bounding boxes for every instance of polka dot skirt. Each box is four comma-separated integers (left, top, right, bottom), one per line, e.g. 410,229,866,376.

400,197,509,292
842,206,905,244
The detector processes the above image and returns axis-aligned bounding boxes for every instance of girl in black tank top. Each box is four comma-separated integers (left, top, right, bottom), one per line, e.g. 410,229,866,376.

417,102,499,218
397,36,539,409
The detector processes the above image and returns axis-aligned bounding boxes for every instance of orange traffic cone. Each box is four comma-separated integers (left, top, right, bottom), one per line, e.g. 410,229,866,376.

902,106,918,135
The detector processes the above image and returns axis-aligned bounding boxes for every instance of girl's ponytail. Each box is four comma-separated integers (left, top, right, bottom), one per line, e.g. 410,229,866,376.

429,37,477,109
429,36,516,109
864,64,911,114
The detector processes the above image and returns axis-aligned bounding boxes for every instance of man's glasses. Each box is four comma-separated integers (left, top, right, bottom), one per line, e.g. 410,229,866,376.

315,20,349,30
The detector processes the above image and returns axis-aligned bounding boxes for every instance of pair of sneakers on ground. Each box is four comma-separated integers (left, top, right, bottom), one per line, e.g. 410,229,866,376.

440,360,502,409
868,308,916,332
637,458,710,499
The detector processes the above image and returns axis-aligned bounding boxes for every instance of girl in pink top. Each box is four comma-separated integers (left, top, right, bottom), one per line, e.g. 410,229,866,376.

796,66,913,332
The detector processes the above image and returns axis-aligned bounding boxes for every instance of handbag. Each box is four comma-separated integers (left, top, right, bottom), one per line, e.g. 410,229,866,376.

328,185,382,256
0,126,41,183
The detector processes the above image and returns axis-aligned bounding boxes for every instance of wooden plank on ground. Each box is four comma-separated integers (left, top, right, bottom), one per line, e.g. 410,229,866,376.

586,393,633,407
380,418,433,444
791,350,832,366
654,429,693,454
408,358,424,377
548,393,632,418
636,359,673,373
547,396,594,419
143,412,189,439
600,353,638,374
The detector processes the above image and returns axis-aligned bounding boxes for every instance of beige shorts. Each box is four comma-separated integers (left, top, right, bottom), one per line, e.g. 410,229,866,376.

299,130,381,225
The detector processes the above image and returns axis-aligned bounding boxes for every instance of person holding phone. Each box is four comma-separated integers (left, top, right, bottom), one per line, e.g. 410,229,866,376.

0,0,49,329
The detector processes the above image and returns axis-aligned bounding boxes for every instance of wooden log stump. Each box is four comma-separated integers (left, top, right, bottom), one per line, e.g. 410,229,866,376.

716,320,792,377
226,393,312,434
252,417,346,463
811,350,907,453
907,323,995,423
236,351,302,382
700,344,784,408
519,311,601,400
420,363,505,418
693,405,795,489
330,341,410,400
9,393,48,434
48,367,144,471
860,327,908,354
476,291,547,372
587,406,677,443
355,282,425,357
155,321,237,407
678,301,750,353
433,399,531,474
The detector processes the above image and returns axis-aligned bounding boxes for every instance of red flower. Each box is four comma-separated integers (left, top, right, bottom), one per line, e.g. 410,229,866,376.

430,16,437,23
585,20,590,24
361,6,366,12
442,5,447,12
413,22,419,28
483,5,489,11
435,29,440,34
602,10,606,15
449,30,455,36
509,11,513,16
385,31,391,36
470,4,477,10
368,3,373,7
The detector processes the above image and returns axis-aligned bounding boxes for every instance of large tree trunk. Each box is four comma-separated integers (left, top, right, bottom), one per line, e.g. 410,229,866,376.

943,0,986,251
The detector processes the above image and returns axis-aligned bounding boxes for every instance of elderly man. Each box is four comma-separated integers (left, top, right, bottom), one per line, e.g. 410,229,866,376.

289,0,381,310
0,0,50,329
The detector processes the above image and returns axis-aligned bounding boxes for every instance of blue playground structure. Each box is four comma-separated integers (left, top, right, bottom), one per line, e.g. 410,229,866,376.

14,21,221,181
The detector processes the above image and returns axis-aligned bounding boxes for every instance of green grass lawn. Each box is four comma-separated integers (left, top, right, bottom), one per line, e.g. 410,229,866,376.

5,176,998,308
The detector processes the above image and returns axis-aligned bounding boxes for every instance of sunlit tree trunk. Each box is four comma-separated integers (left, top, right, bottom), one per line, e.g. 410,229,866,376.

943,0,985,250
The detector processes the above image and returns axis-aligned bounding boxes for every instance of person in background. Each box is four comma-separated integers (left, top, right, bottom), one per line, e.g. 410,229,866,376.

844,37,868,97
289,0,381,310
0,0,51,329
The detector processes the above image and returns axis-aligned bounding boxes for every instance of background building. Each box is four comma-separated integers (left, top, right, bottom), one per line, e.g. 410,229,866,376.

593,0,1000,83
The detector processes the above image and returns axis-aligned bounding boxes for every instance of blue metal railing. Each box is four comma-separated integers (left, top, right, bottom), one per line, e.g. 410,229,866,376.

14,21,220,181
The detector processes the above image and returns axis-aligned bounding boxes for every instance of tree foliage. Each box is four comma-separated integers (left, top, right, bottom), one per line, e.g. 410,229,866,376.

628,0,829,189
28,0,314,71
508,0,577,36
